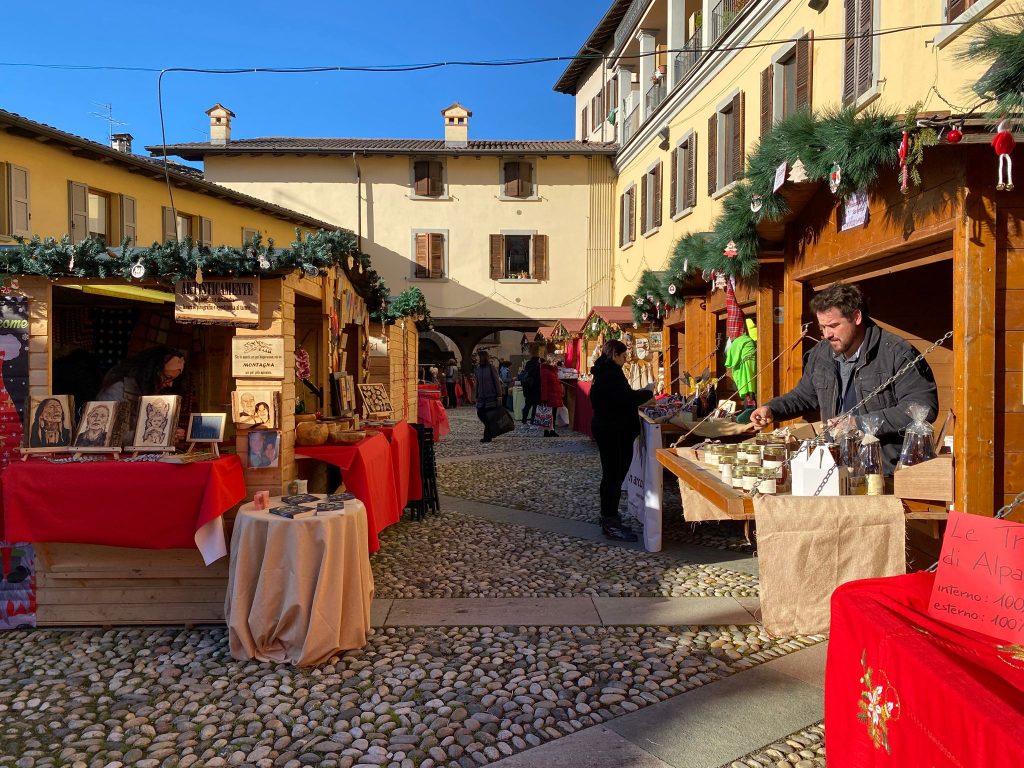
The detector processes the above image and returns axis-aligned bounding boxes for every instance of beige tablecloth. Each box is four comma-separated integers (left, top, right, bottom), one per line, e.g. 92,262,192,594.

225,498,374,666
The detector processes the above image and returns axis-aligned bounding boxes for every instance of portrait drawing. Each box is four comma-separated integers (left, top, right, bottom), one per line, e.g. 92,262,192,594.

131,395,180,447
232,389,278,428
73,401,120,447
28,395,74,448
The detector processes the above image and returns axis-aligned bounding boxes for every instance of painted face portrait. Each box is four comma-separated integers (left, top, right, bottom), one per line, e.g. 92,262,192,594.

86,405,109,431
142,400,170,443
254,402,271,425
240,393,256,414
41,399,63,423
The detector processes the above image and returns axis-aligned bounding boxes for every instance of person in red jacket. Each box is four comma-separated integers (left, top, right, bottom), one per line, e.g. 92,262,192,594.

539,353,564,437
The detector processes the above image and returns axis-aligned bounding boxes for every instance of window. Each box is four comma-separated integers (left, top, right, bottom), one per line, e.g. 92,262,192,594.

762,34,813,137
242,227,260,245
843,0,875,104
412,230,447,279
619,185,636,247
670,132,697,217
412,159,445,198
501,160,535,199
591,92,603,130
489,233,549,280
946,0,976,23
161,207,211,246
0,163,31,238
708,92,745,195
69,181,134,244
640,162,662,235
602,78,618,124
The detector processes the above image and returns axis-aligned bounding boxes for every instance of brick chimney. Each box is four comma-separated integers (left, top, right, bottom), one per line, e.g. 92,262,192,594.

441,103,471,148
206,103,236,146
110,133,133,153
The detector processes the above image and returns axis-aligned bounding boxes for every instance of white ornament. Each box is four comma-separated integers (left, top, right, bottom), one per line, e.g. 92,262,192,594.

130,260,146,279
258,255,271,270
750,194,763,213
668,283,677,295
788,159,808,183
829,163,842,194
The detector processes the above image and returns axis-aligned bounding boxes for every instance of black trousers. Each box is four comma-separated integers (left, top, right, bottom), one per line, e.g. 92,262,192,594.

477,405,495,439
593,425,636,526
446,382,457,408
522,400,537,424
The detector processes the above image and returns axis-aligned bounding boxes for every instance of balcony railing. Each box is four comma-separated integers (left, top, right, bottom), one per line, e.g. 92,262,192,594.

613,0,653,56
621,103,640,145
645,79,666,115
711,0,749,45
673,25,702,82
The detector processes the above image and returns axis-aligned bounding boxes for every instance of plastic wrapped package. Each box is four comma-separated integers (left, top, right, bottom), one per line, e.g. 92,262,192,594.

854,414,885,494
897,403,936,471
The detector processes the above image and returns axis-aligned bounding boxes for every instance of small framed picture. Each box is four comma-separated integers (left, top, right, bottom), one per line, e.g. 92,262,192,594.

232,389,279,428
186,413,226,443
248,430,280,468
132,395,181,448
73,401,120,447
28,395,75,448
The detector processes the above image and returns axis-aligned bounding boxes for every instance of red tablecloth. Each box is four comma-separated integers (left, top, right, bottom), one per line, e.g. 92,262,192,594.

826,572,1024,767
374,421,422,510
294,434,401,552
572,380,594,438
417,389,450,441
1,455,245,550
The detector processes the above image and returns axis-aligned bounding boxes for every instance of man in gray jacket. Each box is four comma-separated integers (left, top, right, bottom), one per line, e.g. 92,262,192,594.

750,284,938,472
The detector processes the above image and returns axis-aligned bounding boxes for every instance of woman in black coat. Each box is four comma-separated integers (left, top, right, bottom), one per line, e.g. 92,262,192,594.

519,345,542,425
590,339,655,542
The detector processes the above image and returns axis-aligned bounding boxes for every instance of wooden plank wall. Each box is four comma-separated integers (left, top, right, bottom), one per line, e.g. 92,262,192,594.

998,205,1024,520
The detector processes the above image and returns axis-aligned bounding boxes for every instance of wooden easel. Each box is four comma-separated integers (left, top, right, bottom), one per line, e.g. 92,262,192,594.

125,445,177,458
71,446,123,460
186,441,219,457
19,447,73,461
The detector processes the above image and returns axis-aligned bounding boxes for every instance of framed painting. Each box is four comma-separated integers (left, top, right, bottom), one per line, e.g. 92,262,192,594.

131,395,181,448
357,383,393,416
186,413,226,443
231,389,278,428
28,395,75,448
248,430,280,468
73,401,120,448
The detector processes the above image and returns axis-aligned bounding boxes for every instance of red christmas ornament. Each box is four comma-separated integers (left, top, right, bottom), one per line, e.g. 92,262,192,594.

946,127,963,144
723,240,738,259
993,119,1016,191
898,130,910,195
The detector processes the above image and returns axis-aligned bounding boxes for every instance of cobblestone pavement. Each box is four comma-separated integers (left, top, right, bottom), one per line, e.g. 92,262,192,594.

728,723,826,768
0,408,824,767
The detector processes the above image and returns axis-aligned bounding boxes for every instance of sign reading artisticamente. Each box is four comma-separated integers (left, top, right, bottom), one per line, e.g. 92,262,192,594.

174,278,260,327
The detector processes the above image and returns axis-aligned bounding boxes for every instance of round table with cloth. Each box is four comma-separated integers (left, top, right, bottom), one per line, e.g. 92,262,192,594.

225,496,374,666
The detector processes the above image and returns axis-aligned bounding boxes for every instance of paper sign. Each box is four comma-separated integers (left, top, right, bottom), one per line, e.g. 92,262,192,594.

773,162,788,192
231,336,285,379
840,191,870,231
928,511,1024,643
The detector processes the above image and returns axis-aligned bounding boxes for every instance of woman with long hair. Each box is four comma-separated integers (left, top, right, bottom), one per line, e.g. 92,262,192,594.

538,353,563,438
97,346,187,445
474,350,504,443
589,339,655,542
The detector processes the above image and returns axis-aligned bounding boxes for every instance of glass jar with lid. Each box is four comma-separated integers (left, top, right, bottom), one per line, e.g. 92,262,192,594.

718,454,736,484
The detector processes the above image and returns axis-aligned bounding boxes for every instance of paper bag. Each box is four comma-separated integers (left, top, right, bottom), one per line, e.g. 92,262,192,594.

754,495,906,636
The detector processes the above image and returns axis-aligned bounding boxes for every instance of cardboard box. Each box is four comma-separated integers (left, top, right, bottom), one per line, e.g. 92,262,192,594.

791,443,847,496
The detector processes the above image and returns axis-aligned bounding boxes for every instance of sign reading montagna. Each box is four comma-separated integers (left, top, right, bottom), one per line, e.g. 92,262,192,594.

231,336,285,379
175,278,260,327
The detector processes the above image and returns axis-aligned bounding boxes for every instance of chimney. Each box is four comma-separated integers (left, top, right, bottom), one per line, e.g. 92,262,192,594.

441,102,471,148
110,133,133,153
206,103,236,146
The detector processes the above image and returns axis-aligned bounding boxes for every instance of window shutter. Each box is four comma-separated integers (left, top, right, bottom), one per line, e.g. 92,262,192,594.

504,161,519,198
120,195,136,244
68,181,89,241
856,0,873,98
618,193,625,246
581,106,588,139
707,114,718,195
428,161,443,197
415,233,430,278
160,205,175,241
521,162,533,197
653,163,662,228
200,217,213,248
532,234,549,281
795,33,813,113
10,165,30,238
489,234,505,279
843,0,857,103
760,66,774,138
628,188,635,242
242,227,259,245
640,176,648,235
687,134,698,210
429,233,444,278
732,92,745,183
947,0,966,22
414,160,430,196
0,164,9,235
669,147,678,217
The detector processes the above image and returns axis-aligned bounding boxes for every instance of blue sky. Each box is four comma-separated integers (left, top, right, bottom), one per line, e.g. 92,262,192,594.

1,1,604,152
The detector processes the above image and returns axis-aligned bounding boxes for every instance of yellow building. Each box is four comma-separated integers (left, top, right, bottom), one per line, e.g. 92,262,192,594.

150,103,618,363
557,0,1011,305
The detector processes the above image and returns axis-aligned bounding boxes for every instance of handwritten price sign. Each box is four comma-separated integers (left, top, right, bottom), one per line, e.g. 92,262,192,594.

928,511,1024,643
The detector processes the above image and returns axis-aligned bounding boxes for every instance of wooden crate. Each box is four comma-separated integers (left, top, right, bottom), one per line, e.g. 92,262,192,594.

893,455,954,506
34,543,227,626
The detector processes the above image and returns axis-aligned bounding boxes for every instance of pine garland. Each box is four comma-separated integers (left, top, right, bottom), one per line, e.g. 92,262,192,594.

962,13,1024,120
380,287,433,329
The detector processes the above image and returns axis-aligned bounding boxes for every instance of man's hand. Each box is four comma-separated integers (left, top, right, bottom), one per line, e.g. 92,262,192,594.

750,406,774,429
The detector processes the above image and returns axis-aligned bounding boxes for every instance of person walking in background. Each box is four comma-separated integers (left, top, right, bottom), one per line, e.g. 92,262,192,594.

539,353,564,438
498,359,513,411
519,344,541,425
590,340,656,542
444,358,459,408
474,350,504,443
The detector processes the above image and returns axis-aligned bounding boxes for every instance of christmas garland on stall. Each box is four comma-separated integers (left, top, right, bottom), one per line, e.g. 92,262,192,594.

379,287,433,330
963,13,1024,120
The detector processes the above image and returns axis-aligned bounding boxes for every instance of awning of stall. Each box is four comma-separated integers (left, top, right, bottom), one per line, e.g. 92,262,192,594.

584,306,634,329
552,318,586,338
534,325,556,340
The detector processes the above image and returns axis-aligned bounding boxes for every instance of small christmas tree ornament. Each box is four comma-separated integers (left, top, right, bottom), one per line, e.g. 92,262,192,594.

788,159,808,183
194,266,204,284
130,259,146,279
723,240,738,259
258,254,271,270
714,271,728,292
993,119,1016,191
946,125,963,144
829,163,842,194
750,194,763,213
898,130,910,195
668,283,677,295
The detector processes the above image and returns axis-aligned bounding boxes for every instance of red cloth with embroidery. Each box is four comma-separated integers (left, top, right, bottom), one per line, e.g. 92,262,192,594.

294,433,401,552
1,456,244,549
826,572,1024,767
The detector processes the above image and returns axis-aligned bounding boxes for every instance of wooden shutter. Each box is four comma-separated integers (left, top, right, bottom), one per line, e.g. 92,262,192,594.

414,160,430,196
760,66,774,138
618,193,625,246
856,0,873,98
415,233,430,278
68,181,88,241
504,161,519,197
581,106,588,139
162,206,176,242
795,33,813,113
640,175,648,234
0,164,9,235
521,162,533,197
429,233,444,278
532,234,549,281
242,227,259,245
428,161,443,197
653,163,662,228
843,0,857,103
731,92,745,183
489,234,505,279
120,196,136,244
628,188,635,242
10,165,30,237
669,147,678,217
200,217,213,248
947,0,965,24
687,134,698,210
707,114,718,195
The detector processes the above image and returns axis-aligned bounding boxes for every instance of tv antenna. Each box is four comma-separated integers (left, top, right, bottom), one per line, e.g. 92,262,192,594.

88,102,128,144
